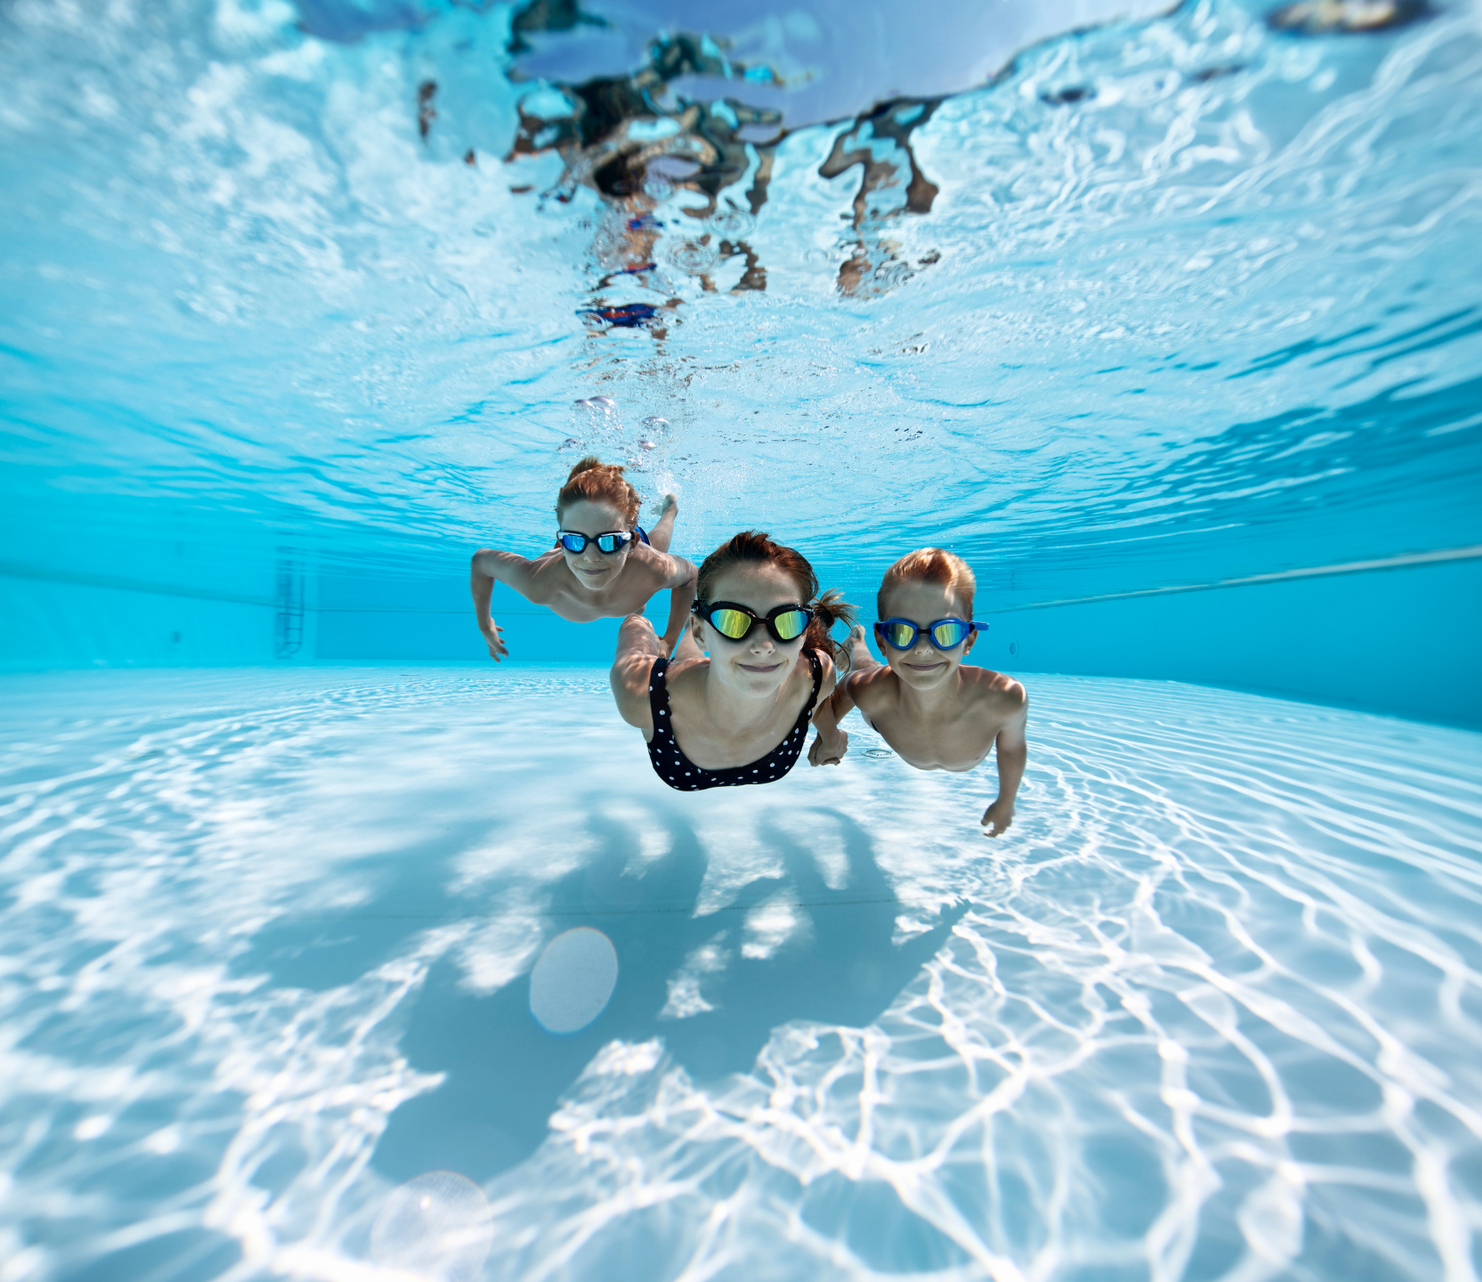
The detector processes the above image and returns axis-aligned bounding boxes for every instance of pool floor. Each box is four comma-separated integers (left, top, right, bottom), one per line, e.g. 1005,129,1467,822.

2,667,1480,1281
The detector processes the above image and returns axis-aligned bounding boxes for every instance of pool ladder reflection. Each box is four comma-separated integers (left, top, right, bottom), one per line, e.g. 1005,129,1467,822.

274,553,304,659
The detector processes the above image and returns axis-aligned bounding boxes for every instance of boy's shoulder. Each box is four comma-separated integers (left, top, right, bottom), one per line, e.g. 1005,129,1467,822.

845,662,898,705
517,547,569,599
960,664,1028,712
629,543,690,582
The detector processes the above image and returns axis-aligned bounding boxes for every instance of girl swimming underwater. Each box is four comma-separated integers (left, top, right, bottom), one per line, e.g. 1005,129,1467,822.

610,530,855,791
471,457,697,661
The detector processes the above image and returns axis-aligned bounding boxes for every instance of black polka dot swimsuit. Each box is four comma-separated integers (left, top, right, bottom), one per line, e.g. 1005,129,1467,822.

646,650,824,791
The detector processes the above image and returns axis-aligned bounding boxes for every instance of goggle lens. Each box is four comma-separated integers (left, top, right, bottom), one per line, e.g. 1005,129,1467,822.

709,608,755,640
930,620,971,648
876,618,979,650
559,531,629,554
882,621,917,650
772,609,809,642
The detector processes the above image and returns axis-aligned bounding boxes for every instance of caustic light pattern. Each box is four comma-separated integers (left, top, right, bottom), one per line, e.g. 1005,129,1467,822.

1,669,1479,1280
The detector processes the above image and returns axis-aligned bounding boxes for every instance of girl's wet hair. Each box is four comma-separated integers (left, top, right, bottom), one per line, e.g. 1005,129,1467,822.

697,530,857,665
556,456,641,527
878,547,976,619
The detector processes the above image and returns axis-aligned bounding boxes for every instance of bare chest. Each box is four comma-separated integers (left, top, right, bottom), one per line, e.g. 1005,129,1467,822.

867,705,996,772
536,564,653,622
667,683,809,771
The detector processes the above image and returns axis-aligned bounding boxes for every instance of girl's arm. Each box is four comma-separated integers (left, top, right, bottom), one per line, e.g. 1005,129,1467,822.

609,614,664,735
658,557,699,657
827,671,859,724
469,548,540,663
807,653,849,767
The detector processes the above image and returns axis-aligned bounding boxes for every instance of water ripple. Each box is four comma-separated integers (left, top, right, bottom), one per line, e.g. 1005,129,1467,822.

2,1,1480,596
1,668,1479,1279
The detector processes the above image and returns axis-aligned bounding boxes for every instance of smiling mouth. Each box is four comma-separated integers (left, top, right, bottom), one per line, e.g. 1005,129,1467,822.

905,660,946,671
577,566,608,576
739,661,783,673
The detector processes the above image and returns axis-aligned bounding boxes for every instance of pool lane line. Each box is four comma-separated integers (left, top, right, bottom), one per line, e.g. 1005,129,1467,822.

991,542,1482,614
0,560,551,615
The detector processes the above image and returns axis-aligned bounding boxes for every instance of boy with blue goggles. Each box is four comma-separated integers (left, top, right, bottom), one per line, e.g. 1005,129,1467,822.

819,548,1029,837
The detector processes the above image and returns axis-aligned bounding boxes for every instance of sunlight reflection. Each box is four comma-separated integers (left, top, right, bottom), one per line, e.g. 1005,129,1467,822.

370,1171,493,1282
529,927,620,1034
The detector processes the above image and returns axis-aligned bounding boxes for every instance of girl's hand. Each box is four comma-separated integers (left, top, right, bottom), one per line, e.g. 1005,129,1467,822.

981,798,1014,837
482,622,507,662
808,728,848,767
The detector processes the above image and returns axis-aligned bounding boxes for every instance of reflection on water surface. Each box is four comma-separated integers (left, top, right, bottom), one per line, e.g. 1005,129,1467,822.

2,0,1480,599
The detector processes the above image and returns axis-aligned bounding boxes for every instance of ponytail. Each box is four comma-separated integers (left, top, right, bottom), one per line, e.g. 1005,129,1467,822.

805,588,856,669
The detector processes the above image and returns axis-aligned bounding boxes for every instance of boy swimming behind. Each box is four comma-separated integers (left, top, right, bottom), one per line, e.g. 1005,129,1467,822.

819,548,1028,835
471,457,697,661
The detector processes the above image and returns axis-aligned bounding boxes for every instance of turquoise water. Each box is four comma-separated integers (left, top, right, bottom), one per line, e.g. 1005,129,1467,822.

3,670,1481,1279
3,0,1482,1278
3,0,1480,609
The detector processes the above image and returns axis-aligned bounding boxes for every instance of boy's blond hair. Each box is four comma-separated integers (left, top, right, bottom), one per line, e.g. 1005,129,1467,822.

877,548,977,618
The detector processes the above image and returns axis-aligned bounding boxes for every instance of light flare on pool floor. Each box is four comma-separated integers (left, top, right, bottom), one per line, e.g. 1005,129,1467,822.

1,668,1480,1280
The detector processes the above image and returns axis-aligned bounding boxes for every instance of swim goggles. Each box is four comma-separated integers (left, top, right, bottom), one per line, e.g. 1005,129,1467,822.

875,617,988,651
557,529,636,554
692,600,814,644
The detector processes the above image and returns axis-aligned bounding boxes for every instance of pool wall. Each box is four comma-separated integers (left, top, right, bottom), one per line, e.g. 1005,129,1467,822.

5,551,1477,728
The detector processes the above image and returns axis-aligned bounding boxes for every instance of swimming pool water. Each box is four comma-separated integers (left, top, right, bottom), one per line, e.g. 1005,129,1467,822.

3,0,1480,606
4,0,1482,1277
3,668,1480,1279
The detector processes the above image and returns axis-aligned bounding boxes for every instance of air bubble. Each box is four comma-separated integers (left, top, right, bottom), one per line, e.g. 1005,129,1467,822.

667,241,718,274
706,209,755,239
642,174,674,201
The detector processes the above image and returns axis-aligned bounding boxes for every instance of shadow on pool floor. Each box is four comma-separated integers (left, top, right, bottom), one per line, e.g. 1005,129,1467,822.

366,812,965,1183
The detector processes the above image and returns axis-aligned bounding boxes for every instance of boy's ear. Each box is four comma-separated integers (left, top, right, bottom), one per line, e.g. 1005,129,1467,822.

963,630,978,656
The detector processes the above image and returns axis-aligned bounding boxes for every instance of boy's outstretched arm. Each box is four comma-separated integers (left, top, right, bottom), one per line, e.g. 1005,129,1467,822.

827,672,859,724
469,548,538,663
982,689,1028,837
657,556,698,656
